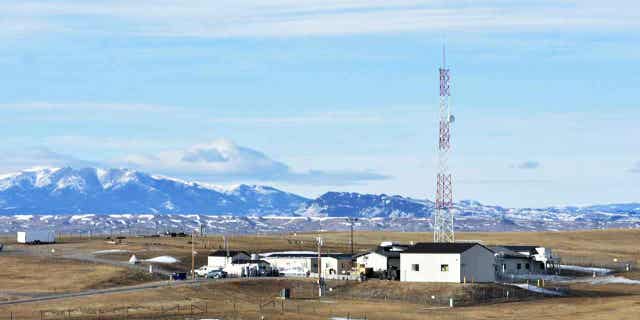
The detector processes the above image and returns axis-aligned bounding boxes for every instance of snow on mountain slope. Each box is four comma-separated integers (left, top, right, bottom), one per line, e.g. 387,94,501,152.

0,167,639,234
0,167,307,215
296,192,432,218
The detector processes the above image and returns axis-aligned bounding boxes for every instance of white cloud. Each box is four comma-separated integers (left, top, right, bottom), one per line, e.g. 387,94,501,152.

207,111,385,125
0,102,172,112
1,1,638,38
121,139,389,184
0,148,98,173
512,160,541,170
631,162,640,173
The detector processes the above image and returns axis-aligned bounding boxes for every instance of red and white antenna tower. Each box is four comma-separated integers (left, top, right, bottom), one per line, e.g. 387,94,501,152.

434,46,455,243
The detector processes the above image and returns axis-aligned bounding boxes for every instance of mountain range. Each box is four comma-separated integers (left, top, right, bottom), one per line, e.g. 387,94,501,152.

0,167,638,234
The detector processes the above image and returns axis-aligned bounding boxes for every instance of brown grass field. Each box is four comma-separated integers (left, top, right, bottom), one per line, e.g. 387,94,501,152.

0,256,153,293
0,228,638,319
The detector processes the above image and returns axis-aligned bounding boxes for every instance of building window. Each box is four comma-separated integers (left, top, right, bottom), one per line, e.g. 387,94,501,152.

441,264,449,272
411,264,420,271
525,263,530,270
517,263,522,270
502,264,507,272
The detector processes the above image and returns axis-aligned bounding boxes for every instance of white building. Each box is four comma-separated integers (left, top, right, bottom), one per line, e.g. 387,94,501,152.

355,242,408,279
356,251,390,272
224,259,273,277
310,254,353,277
207,250,250,269
261,252,317,277
501,245,561,271
400,243,496,283
490,246,541,277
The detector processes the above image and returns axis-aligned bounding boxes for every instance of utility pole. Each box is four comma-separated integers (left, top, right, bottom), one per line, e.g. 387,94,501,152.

316,236,323,298
346,218,358,255
434,45,455,243
191,229,196,279
223,235,230,268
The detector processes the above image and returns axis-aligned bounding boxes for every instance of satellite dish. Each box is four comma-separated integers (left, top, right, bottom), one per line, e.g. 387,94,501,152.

449,114,455,123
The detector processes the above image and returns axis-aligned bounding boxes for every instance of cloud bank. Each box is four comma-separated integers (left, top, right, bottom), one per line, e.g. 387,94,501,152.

1,1,639,38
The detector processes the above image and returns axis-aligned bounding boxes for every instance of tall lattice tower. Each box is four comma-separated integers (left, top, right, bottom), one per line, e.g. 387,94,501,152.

433,46,455,243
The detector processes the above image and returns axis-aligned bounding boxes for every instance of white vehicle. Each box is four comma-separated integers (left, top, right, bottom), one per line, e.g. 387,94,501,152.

17,230,56,244
195,265,220,277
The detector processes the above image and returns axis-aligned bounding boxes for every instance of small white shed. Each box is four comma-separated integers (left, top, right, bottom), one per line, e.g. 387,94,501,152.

400,243,496,283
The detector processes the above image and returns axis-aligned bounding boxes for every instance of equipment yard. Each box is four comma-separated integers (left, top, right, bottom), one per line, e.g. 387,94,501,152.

0,229,638,319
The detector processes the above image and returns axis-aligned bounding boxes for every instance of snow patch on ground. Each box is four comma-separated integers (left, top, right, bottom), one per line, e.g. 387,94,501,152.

510,283,565,296
109,214,133,219
503,273,573,282
560,264,613,275
93,249,131,255
570,276,640,285
144,256,180,264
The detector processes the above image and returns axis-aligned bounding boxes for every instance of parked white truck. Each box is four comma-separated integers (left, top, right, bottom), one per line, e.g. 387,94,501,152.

17,230,56,244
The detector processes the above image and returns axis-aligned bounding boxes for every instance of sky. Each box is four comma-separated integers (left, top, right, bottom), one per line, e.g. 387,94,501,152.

0,0,638,207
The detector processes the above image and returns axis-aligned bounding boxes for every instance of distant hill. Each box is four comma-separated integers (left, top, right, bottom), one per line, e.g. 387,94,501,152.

0,167,639,234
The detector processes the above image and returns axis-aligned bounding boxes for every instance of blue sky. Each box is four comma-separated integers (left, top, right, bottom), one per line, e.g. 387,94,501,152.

0,0,638,207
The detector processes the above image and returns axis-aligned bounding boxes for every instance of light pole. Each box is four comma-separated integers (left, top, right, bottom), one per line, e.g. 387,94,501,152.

346,218,358,255
191,230,196,279
316,236,323,297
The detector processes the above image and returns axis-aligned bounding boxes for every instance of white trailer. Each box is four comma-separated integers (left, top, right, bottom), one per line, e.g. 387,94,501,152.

17,230,56,244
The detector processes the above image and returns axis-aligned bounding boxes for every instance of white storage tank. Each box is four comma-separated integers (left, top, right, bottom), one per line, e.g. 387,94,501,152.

17,230,56,244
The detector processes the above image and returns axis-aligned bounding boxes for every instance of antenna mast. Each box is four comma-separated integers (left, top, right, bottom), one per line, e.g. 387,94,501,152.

434,45,455,243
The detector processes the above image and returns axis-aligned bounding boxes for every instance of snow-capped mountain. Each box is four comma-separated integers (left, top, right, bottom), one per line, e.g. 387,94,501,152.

0,167,308,215
296,192,432,218
0,167,638,234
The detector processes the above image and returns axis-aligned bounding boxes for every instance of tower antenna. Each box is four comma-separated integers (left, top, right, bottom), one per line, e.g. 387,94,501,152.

434,45,455,243
442,45,446,68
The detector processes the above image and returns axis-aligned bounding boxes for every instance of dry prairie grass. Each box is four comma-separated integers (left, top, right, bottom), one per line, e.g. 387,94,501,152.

0,256,153,293
0,278,638,320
